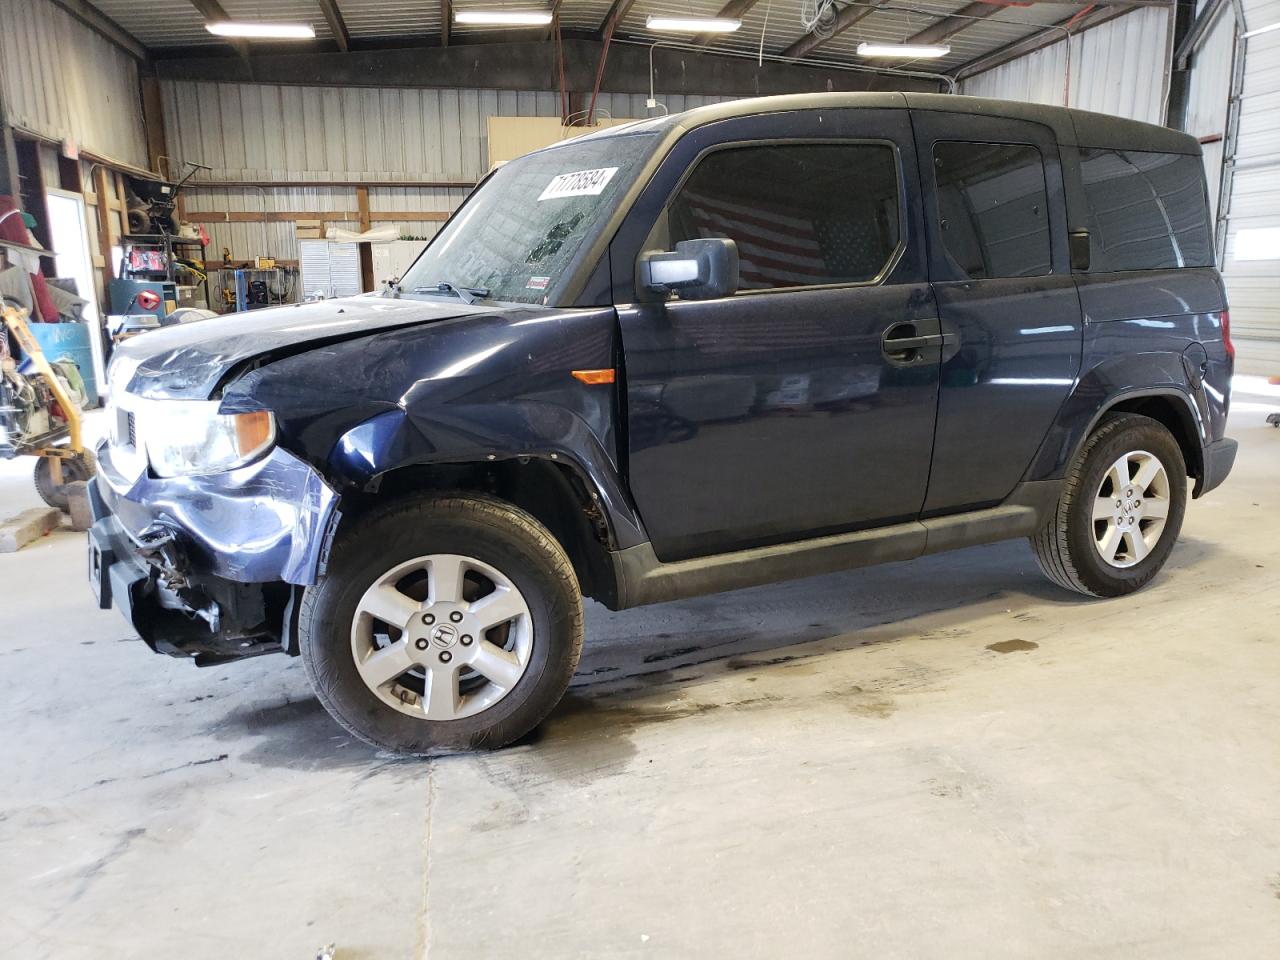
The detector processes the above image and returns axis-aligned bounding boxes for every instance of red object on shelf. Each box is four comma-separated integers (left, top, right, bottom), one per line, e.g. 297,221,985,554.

0,195,59,323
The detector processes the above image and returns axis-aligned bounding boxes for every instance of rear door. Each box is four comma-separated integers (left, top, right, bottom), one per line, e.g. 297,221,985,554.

910,112,1084,515
610,109,942,562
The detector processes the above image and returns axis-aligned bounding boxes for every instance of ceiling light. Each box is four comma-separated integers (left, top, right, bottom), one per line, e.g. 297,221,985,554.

646,15,742,32
856,42,951,58
205,21,316,39
453,10,554,25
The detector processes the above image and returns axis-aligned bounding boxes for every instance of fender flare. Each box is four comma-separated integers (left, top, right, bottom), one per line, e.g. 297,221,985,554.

325,407,649,551
1037,385,1206,488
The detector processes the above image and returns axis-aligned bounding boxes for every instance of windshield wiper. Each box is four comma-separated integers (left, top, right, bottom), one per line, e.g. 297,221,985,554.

412,281,490,305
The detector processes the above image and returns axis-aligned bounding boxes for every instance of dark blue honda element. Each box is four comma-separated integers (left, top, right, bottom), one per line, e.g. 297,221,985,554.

87,93,1237,754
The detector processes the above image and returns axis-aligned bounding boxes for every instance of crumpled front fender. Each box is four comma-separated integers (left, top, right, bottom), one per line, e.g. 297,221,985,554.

328,402,646,550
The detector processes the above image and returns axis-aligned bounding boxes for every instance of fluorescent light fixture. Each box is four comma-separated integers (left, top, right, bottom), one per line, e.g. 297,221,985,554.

453,9,554,25
206,21,316,39
856,41,950,58
646,15,742,32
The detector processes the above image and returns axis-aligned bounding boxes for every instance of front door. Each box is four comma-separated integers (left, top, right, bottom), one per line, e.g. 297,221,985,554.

910,111,1085,515
611,109,942,562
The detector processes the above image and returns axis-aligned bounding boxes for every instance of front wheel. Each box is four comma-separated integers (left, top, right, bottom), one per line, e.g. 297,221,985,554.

299,494,583,755
1031,413,1187,597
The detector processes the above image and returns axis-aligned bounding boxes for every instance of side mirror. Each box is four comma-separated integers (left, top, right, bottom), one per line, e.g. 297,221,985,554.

1069,228,1091,273
638,238,739,301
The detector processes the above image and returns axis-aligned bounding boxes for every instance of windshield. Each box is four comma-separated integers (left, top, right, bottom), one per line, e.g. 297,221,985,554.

399,128,662,305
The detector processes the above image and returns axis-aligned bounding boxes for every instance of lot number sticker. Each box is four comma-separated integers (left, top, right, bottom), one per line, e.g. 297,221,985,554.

538,167,618,201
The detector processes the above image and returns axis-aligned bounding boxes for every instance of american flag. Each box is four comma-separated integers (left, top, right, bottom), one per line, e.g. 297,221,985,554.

682,190,889,289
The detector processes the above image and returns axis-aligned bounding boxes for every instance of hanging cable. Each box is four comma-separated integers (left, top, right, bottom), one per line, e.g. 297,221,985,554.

800,0,838,38
759,0,773,65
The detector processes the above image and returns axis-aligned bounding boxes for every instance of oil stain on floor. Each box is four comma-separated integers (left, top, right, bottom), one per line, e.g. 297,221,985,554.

985,639,1040,654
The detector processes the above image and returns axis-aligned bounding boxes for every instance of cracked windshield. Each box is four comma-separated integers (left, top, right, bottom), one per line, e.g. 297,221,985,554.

399,127,661,304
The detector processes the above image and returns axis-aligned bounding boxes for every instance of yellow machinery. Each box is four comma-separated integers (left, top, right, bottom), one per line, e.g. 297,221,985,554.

0,304,96,511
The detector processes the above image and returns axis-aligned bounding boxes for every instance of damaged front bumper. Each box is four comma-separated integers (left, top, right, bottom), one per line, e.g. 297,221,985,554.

87,440,339,665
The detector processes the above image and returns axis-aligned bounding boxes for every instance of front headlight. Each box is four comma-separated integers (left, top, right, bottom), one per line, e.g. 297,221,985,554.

140,401,276,478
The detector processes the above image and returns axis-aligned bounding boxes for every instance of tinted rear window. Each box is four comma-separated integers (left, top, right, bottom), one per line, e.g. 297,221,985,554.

1079,149,1213,271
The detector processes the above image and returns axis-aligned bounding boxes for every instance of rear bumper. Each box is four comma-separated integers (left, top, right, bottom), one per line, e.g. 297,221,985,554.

1196,436,1238,497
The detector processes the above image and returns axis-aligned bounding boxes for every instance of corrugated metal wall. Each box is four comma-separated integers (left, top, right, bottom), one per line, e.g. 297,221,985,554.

1220,0,1280,372
960,8,1175,124
160,80,733,263
0,0,148,168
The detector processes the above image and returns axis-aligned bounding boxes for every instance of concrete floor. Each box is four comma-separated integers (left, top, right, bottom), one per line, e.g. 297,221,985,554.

2,383,1279,960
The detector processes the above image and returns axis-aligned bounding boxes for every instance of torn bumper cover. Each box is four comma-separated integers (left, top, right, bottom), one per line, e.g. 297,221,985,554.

87,441,338,664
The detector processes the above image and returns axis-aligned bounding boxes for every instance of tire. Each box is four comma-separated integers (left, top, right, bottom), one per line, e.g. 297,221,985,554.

299,493,583,755
1031,413,1187,598
34,449,97,513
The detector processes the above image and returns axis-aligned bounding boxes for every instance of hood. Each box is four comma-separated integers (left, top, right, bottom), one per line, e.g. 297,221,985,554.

117,296,503,400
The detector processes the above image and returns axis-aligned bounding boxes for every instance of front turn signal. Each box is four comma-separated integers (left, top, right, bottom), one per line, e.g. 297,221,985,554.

234,410,275,456
572,368,616,385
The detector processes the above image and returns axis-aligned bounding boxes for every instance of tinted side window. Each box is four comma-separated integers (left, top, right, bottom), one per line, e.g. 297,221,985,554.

1080,149,1213,271
667,143,901,290
932,141,1052,280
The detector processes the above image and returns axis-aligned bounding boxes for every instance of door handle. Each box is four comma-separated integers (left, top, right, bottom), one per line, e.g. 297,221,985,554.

885,334,945,352
881,321,954,363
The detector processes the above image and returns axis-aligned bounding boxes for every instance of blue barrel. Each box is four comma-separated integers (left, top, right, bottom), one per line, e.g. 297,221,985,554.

20,322,100,407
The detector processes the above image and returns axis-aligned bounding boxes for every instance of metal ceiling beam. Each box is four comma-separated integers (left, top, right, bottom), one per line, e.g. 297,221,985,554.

442,0,452,46
153,38,941,95
908,0,1170,51
1172,0,1230,69
47,0,148,60
316,0,352,51
695,0,767,46
543,0,564,41
904,1,1007,46
597,0,640,38
780,0,894,60
951,4,1135,79
185,0,250,57
780,0,1167,63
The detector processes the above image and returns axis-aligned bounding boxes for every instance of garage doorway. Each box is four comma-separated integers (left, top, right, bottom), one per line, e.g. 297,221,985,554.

44,188,106,391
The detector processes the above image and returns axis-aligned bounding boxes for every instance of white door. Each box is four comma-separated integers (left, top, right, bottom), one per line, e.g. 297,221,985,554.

44,189,105,389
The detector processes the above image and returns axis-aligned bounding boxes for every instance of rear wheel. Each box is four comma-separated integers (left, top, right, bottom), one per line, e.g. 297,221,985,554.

33,449,96,513
299,494,583,755
1031,413,1187,597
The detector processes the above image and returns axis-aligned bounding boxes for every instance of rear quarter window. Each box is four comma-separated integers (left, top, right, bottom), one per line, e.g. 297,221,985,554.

932,141,1053,280
1079,149,1213,271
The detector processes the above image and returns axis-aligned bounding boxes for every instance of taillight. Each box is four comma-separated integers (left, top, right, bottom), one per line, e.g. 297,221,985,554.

1221,309,1235,362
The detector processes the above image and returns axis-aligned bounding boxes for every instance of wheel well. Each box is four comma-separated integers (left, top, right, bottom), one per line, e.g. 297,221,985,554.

1103,395,1203,484
337,458,618,606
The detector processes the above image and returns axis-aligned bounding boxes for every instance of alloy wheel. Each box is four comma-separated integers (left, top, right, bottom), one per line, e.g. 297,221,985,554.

350,553,533,721
1091,449,1171,569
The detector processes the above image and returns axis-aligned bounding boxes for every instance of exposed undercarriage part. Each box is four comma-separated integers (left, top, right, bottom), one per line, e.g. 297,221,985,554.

88,483,292,667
